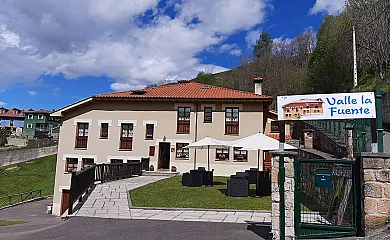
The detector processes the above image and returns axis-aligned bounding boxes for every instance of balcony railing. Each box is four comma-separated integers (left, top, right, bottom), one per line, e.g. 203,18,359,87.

35,127,50,132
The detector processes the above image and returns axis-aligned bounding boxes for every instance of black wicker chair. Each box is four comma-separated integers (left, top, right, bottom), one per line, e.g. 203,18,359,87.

227,175,249,197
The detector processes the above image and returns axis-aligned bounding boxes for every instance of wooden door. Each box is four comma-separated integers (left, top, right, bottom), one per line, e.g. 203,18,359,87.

264,151,272,172
61,191,70,215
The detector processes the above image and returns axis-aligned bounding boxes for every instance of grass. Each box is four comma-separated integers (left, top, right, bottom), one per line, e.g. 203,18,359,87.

0,154,57,198
0,220,25,226
131,176,271,211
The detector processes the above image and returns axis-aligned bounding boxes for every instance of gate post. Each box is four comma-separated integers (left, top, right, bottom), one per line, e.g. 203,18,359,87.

355,152,390,234
271,151,298,240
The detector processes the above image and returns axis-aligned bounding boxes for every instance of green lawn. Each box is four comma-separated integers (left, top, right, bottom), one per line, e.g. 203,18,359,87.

131,176,271,210
0,220,24,227
0,155,57,198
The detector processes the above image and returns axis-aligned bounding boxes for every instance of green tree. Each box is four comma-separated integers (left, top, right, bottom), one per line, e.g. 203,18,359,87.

0,128,10,147
253,32,273,58
307,16,353,93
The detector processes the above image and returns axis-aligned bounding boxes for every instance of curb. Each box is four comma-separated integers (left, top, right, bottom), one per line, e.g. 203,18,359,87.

129,206,271,213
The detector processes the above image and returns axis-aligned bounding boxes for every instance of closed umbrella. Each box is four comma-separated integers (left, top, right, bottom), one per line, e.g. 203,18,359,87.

185,137,230,171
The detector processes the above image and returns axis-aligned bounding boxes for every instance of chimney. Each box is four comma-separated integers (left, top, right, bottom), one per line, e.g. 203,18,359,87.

253,77,264,95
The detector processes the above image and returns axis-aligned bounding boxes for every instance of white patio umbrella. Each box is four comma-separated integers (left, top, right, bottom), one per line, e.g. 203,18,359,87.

185,137,230,171
229,133,297,194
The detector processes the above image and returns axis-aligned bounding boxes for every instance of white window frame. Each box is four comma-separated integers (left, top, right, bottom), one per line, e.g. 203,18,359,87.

27,124,33,129
28,114,33,119
37,114,44,120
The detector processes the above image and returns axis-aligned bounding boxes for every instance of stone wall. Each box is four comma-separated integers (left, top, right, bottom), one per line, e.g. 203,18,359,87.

0,145,58,167
356,152,390,232
271,152,296,240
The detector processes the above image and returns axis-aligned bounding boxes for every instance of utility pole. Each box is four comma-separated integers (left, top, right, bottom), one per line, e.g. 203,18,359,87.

353,26,358,87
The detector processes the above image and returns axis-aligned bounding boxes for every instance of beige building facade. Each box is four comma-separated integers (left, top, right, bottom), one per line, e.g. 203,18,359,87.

51,80,273,216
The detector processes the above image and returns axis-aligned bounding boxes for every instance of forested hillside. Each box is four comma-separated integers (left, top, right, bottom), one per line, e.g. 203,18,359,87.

193,0,390,105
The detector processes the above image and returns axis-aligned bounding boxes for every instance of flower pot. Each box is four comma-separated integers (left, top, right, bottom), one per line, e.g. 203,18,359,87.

171,166,177,172
149,165,154,171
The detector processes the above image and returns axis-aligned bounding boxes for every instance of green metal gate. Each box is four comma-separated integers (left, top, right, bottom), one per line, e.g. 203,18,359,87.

294,159,361,239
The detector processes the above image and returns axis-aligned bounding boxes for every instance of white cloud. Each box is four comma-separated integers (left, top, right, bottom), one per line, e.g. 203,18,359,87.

310,0,346,15
219,43,242,56
0,0,270,91
245,29,262,48
28,91,37,96
273,36,293,46
0,101,5,106
53,87,61,96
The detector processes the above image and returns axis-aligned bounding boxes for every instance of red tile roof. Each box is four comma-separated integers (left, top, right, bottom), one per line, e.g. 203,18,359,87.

94,82,272,100
24,109,52,114
0,108,25,118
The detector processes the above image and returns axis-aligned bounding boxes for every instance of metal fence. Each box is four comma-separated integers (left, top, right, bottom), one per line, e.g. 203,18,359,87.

0,190,42,208
307,119,372,153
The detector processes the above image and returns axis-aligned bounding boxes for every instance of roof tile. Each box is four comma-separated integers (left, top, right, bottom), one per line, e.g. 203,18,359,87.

94,82,272,100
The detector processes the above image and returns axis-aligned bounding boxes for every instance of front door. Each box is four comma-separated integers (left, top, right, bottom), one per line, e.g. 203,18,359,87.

158,142,171,169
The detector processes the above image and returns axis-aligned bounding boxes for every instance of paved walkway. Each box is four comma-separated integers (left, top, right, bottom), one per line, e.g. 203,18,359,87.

73,176,271,224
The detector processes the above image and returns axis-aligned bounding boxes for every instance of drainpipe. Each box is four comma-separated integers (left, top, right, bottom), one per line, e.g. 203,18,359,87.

194,100,199,170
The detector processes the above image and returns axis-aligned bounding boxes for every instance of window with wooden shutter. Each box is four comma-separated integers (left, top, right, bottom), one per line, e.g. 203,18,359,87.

120,123,133,150
177,107,190,134
204,107,212,123
100,123,109,138
75,123,89,148
225,108,239,135
145,124,154,140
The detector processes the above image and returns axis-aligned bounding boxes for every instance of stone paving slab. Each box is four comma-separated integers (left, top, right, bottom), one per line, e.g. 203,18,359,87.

72,175,271,224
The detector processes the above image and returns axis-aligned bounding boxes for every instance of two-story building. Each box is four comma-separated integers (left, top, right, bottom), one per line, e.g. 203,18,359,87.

51,79,274,216
23,110,61,139
0,107,25,135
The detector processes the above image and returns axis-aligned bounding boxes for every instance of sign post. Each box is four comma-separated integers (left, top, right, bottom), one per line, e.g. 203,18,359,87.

278,121,285,240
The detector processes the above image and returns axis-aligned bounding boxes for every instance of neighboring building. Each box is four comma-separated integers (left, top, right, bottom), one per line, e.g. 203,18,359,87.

0,107,25,135
23,110,61,138
282,98,323,120
51,79,273,216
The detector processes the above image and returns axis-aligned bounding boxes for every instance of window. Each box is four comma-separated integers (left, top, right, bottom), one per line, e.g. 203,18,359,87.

216,148,229,161
233,147,247,162
10,120,14,127
145,124,154,140
176,143,189,159
100,123,109,138
177,107,190,134
38,114,44,119
75,123,89,149
270,121,279,133
28,114,33,119
27,124,33,128
120,123,133,150
66,158,78,172
225,108,239,135
110,159,123,164
149,146,155,156
204,107,212,123
82,158,94,168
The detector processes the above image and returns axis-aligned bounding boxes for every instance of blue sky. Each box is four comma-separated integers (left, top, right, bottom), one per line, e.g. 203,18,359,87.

0,0,344,110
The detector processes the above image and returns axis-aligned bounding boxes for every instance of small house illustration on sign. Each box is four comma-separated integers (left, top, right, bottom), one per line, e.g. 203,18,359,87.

282,98,324,120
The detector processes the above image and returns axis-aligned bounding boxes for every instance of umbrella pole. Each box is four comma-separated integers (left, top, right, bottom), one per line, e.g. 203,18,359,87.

207,145,210,171
194,149,196,170
256,149,260,197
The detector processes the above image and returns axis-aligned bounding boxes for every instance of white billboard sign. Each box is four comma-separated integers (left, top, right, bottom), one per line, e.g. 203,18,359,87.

277,92,376,121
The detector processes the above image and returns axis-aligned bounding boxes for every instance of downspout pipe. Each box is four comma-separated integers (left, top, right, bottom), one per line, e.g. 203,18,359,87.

194,100,199,170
